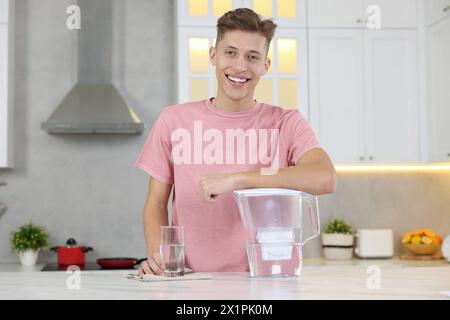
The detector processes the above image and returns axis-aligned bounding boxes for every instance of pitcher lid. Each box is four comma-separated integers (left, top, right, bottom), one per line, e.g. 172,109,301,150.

233,188,303,196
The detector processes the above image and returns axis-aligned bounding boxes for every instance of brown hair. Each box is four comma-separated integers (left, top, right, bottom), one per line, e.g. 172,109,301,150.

216,8,278,53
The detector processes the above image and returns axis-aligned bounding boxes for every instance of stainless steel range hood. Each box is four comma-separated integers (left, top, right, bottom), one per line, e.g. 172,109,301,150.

41,0,144,134
42,84,143,133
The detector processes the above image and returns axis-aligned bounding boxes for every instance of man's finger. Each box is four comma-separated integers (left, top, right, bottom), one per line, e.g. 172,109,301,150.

147,257,163,275
140,260,153,274
152,252,166,270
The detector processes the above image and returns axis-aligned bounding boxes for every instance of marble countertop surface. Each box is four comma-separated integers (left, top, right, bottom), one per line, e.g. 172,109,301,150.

0,259,449,300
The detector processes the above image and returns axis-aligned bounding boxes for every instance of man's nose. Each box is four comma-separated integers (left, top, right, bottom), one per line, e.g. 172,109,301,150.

232,56,247,72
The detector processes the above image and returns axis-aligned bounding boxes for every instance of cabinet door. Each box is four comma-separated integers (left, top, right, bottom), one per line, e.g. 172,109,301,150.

177,0,244,26
309,29,365,164
364,30,419,163
426,0,450,26
366,0,417,29
308,0,364,28
243,0,307,27
427,17,450,162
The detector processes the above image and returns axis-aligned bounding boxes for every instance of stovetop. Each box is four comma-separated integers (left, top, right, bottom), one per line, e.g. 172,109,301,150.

41,263,137,271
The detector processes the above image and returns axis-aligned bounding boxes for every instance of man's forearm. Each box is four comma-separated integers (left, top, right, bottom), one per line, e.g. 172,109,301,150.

143,202,169,256
234,163,336,195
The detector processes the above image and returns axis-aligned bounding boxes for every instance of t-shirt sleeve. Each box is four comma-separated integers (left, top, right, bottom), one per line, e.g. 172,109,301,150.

134,111,174,184
284,110,321,166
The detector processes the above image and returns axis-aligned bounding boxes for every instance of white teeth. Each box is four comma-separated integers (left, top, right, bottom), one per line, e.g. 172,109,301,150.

227,75,248,83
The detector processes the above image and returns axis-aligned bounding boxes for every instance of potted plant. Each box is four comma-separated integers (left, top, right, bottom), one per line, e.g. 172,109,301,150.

11,222,49,266
322,218,354,260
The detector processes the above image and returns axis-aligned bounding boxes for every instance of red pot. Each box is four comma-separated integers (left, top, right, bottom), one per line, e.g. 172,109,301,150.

50,238,93,266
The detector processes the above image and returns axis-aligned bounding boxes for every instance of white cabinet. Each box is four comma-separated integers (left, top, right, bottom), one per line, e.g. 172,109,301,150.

368,0,417,29
427,16,450,162
309,30,365,163
309,29,419,164
308,0,364,28
308,0,417,29
364,30,419,163
426,0,450,26
0,0,13,168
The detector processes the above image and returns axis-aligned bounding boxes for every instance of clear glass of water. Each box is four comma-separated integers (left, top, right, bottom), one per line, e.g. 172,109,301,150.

160,226,185,277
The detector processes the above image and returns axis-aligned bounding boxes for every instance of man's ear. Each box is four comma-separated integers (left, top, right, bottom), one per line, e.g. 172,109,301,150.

263,57,271,75
209,47,216,66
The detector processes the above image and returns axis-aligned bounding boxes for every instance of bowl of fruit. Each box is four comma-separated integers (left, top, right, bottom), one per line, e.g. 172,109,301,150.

402,229,442,255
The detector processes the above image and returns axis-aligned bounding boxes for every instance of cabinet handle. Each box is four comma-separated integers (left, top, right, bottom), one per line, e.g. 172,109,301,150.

356,19,362,24
359,156,365,161
447,153,450,157
368,156,374,160
443,5,450,12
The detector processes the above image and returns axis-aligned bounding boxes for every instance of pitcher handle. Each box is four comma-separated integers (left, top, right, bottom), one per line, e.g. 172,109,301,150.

301,193,320,246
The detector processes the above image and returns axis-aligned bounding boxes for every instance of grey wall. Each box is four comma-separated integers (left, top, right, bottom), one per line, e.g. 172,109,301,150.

0,0,449,264
0,0,175,263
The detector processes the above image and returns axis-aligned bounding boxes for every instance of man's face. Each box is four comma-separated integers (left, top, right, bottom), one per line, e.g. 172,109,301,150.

210,30,270,103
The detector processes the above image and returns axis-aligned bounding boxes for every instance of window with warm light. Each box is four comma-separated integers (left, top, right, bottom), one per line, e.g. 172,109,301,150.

213,0,233,16
254,79,274,105
190,78,209,101
279,79,297,109
277,0,296,17
277,38,297,73
189,38,210,73
188,0,208,16
253,0,273,17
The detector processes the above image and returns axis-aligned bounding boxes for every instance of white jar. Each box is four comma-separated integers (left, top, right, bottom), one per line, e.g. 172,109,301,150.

19,249,39,266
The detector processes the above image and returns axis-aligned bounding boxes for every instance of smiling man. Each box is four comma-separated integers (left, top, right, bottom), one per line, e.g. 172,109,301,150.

135,8,336,275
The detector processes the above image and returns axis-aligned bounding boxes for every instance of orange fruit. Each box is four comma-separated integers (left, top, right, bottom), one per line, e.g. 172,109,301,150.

422,229,436,238
434,235,443,244
402,233,412,244
411,236,422,244
412,229,424,236
421,236,433,244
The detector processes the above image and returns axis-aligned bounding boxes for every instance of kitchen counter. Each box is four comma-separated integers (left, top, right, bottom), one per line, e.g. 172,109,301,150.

0,259,449,300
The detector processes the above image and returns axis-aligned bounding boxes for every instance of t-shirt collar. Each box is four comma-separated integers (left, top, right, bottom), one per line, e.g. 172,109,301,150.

205,97,262,118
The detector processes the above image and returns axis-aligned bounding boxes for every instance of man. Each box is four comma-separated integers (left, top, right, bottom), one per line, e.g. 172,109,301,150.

135,8,336,275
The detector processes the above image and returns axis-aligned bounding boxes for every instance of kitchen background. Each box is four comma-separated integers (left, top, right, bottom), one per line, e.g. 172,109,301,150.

0,0,449,263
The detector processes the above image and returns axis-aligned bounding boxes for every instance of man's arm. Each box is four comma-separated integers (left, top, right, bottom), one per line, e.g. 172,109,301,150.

138,177,172,275
198,148,336,200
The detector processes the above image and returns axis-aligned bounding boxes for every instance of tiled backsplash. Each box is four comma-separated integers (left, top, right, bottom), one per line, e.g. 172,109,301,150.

303,171,450,258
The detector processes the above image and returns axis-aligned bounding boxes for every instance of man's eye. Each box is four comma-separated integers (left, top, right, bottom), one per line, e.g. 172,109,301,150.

249,55,259,60
225,51,236,56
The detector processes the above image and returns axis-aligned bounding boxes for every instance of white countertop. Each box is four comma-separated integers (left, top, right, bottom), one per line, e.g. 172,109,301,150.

0,259,449,300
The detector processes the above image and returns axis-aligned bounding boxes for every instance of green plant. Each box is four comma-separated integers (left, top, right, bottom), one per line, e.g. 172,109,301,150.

324,218,352,234
11,222,49,253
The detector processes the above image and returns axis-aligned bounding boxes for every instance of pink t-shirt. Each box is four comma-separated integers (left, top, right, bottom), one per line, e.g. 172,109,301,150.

135,98,321,272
